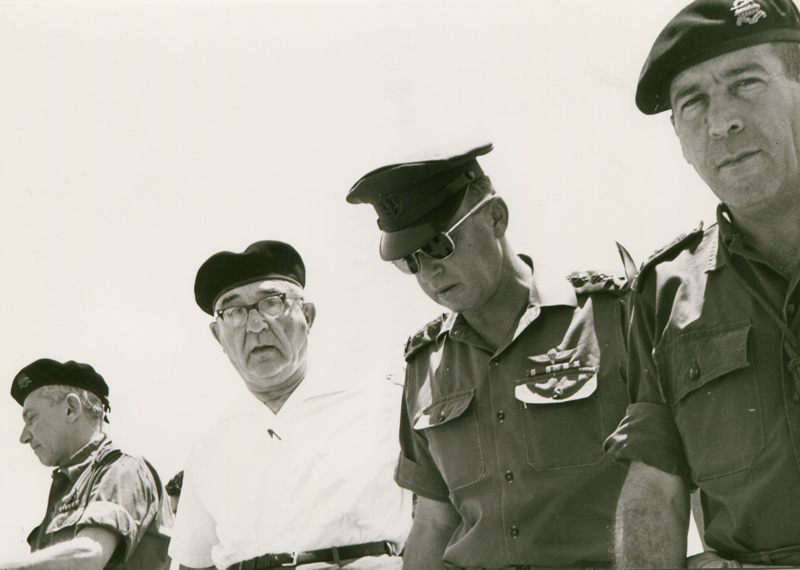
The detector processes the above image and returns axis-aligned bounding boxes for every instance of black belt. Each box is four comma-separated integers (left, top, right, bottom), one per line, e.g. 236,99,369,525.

227,541,394,569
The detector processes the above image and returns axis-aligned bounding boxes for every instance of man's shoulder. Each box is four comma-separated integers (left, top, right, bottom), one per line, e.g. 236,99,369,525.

404,313,448,362
634,222,714,292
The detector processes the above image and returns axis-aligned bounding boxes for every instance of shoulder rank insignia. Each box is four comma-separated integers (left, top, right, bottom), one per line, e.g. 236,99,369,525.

635,222,706,291
515,348,597,404
404,313,447,361
566,271,628,296
731,0,767,26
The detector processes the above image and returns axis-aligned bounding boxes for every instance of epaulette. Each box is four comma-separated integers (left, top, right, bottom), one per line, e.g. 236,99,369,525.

566,271,629,297
635,222,705,291
404,313,447,361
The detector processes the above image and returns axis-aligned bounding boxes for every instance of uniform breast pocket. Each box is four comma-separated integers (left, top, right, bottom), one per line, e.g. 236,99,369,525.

655,320,764,481
414,389,484,491
517,359,605,471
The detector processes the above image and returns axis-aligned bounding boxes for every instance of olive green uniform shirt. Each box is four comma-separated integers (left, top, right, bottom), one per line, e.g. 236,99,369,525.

396,257,629,568
606,205,800,566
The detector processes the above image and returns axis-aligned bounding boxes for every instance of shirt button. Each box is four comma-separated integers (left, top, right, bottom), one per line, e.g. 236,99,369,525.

497,411,505,422
510,526,519,538
438,411,446,423
505,471,514,482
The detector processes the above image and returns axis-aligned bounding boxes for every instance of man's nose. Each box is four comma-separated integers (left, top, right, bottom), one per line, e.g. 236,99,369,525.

20,426,31,445
707,96,744,138
246,308,270,333
415,252,443,281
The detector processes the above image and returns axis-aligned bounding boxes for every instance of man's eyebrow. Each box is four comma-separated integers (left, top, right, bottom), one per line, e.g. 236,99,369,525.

671,62,769,107
216,292,242,308
22,409,33,421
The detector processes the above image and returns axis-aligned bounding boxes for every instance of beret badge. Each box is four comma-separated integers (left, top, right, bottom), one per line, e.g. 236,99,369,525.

733,0,768,25
16,373,31,390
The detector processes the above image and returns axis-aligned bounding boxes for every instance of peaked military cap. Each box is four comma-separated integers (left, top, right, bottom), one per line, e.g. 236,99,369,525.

347,141,493,261
12,359,111,414
195,240,306,316
637,0,800,114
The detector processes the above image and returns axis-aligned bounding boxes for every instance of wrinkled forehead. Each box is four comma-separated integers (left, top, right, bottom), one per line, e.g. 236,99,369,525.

214,279,299,312
669,44,784,103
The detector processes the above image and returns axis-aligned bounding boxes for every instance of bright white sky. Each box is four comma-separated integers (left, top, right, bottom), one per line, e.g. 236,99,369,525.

0,0,716,558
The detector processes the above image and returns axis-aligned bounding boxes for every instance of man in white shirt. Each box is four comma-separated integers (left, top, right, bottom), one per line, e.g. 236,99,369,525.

169,240,412,570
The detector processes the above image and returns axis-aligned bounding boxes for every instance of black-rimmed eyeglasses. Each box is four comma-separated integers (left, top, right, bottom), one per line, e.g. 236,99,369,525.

215,293,301,327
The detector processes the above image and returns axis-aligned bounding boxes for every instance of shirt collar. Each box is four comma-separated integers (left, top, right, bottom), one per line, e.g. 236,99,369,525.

437,255,577,343
710,202,771,272
57,433,109,484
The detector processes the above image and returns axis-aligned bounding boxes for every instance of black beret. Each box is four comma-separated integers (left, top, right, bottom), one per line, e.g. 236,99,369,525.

12,359,110,413
195,240,306,316
346,141,493,261
637,0,800,114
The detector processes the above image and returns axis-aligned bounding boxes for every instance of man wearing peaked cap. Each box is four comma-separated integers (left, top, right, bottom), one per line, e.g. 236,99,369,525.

4,359,174,570
604,0,800,567
169,240,412,570
348,142,632,569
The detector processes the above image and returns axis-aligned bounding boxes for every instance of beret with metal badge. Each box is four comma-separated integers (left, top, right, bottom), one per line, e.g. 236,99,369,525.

12,359,111,416
195,240,306,316
637,0,800,115
346,141,493,261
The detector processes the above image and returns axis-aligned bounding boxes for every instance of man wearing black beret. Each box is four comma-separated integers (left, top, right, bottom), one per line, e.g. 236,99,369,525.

169,240,412,570
4,359,173,570
347,142,631,569
604,0,800,567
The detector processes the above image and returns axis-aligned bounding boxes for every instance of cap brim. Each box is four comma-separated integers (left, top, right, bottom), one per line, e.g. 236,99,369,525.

379,189,465,260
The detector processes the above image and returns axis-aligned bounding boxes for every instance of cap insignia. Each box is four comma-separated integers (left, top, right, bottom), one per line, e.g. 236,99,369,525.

731,0,767,26
378,194,403,219
16,373,31,389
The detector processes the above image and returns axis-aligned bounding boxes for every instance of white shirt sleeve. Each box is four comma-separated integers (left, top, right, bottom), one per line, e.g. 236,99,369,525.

167,450,219,569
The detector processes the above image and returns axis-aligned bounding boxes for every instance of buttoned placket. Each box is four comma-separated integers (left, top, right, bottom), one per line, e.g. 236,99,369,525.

487,300,543,562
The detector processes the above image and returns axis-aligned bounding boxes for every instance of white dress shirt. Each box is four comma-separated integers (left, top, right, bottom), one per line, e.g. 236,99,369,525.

169,373,412,570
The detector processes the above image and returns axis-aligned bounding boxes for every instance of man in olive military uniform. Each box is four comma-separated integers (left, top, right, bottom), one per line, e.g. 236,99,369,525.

3,358,173,570
347,142,631,570
604,0,800,567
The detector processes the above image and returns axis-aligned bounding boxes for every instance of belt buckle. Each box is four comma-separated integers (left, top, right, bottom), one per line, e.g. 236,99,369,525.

279,552,298,567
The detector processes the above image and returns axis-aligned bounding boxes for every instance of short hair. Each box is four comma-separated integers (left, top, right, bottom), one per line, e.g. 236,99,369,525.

37,385,105,423
773,42,800,81
465,175,497,206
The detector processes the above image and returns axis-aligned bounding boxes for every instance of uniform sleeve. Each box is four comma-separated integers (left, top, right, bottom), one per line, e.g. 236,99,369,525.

604,276,693,483
393,370,450,502
167,450,219,569
75,455,159,565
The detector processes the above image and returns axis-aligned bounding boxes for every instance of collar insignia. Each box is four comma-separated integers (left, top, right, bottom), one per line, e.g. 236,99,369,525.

16,373,31,390
378,194,403,219
731,0,767,26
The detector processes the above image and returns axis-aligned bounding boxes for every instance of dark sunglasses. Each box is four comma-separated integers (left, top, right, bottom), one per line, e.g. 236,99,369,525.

391,193,495,274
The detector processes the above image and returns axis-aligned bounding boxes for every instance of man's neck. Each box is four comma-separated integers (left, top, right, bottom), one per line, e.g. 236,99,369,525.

461,254,532,352
250,364,307,414
729,196,800,278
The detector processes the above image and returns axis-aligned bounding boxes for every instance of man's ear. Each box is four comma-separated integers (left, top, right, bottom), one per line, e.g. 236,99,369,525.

302,302,317,330
671,114,693,165
65,393,82,423
489,197,510,239
210,321,223,347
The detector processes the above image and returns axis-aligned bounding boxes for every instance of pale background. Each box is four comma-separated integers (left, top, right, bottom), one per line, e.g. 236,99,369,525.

0,0,715,559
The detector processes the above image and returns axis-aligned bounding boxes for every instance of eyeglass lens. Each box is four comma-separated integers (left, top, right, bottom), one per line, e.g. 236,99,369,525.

221,295,285,326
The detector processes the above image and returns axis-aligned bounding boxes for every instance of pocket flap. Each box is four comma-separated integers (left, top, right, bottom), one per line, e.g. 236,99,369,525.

413,389,475,430
655,320,751,405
